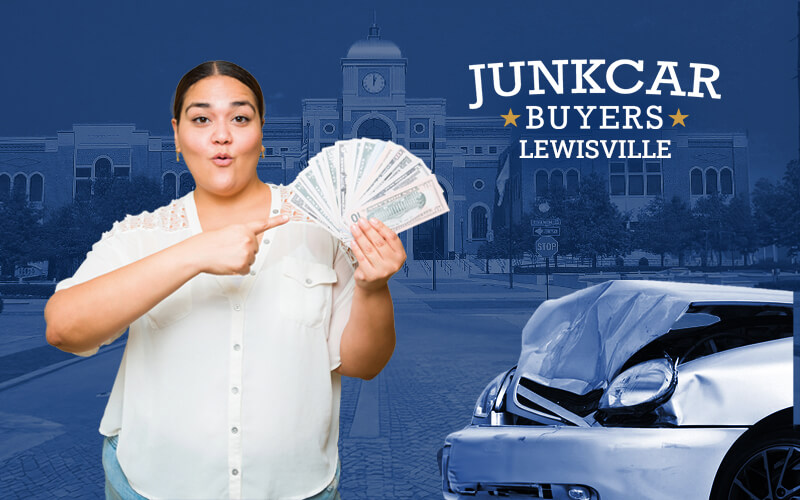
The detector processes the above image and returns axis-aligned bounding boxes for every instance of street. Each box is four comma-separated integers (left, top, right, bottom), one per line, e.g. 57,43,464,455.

0,277,559,499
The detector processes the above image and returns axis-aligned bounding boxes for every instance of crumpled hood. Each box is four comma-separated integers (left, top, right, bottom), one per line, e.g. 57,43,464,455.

513,280,789,395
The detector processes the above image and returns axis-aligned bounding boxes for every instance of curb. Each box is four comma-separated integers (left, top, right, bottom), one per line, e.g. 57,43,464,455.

0,341,127,393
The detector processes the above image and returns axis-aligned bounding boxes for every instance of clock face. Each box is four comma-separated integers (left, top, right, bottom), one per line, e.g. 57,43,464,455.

362,72,386,93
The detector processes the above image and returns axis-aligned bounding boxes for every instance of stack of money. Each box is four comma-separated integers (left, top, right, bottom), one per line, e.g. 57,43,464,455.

288,138,449,242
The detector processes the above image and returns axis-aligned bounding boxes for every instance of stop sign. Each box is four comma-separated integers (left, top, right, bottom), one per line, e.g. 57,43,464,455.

536,236,559,258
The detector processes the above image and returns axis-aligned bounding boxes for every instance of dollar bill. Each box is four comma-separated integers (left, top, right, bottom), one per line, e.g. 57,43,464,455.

345,174,449,238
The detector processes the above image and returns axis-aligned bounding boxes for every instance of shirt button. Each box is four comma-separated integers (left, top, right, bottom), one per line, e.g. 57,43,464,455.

305,278,312,285
249,270,256,276
231,468,239,476
231,387,239,395
263,238,270,245
233,344,241,351
231,426,239,434
233,304,241,311
272,209,279,214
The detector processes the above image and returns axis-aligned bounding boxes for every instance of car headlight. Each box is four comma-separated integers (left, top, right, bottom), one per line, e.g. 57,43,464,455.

598,355,677,415
473,371,504,418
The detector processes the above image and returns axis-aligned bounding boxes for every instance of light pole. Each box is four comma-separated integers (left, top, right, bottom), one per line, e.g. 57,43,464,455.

460,216,464,258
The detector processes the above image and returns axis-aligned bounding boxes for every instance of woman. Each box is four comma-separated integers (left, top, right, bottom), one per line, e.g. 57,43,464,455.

44,60,405,499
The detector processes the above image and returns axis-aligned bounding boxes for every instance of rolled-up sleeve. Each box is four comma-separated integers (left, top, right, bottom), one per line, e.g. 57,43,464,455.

54,226,131,356
327,240,357,370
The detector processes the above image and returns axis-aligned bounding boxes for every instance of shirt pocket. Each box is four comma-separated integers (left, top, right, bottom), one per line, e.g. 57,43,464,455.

144,282,193,330
279,256,338,329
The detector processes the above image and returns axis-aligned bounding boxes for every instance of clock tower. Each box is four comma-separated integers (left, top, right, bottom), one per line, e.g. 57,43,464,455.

341,21,407,142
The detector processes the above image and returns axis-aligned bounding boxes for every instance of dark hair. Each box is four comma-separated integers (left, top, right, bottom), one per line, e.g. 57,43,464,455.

172,61,265,125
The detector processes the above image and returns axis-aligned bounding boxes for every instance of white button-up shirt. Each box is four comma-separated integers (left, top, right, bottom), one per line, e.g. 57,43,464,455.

55,184,357,499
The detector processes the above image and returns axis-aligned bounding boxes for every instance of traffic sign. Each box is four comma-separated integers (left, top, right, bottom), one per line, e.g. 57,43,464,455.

536,236,559,258
531,218,561,228
533,227,560,236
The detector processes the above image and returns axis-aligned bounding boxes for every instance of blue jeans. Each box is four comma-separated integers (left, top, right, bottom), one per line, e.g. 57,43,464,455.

102,435,341,499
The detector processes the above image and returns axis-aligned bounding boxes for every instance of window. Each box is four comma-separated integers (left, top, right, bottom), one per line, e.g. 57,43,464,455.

323,123,336,134
0,174,10,202
265,147,274,155
609,162,625,195
471,206,488,239
489,146,497,154
179,172,195,196
473,179,485,191
460,146,468,154
413,122,426,134
356,118,392,141
705,168,718,195
163,172,177,197
566,169,579,195
12,174,26,201
627,159,644,195
691,168,704,195
609,160,660,196
536,170,549,197
280,147,289,153
29,173,43,202
720,168,733,195
95,157,112,178
474,146,483,154
409,142,429,150
646,162,662,195
114,167,130,178
550,170,563,191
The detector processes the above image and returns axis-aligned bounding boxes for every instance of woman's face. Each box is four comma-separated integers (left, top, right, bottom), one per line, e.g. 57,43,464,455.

171,75,263,197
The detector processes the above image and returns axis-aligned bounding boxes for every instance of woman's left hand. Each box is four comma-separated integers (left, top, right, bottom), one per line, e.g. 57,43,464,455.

348,217,406,293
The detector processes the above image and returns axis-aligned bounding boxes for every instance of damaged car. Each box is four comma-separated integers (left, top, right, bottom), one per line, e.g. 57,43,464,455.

439,280,796,500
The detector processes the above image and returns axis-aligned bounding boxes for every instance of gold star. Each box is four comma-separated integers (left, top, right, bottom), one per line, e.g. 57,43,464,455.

668,109,689,127
501,108,520,127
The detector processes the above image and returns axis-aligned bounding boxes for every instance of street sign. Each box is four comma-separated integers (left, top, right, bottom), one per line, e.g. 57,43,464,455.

531,218,561,228
536,236,559,258
533,227,560,236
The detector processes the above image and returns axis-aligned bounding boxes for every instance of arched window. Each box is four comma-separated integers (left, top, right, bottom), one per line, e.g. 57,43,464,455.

12,173,26,202
566,169,579,195
356,118,392,141
163,172,177,198
720,168,733,195
550,169,563,191
471,205,488,239
690,168,704,195
179,172,195,196
705,168,718,195
535,170,548,197
29,173,43,202
0,174,10,202
95,157,112,177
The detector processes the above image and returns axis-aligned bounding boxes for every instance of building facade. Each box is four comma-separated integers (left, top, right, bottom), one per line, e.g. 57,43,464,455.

0,24,749,262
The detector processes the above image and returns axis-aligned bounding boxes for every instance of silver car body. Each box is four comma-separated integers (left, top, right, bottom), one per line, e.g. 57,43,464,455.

441,280,793,500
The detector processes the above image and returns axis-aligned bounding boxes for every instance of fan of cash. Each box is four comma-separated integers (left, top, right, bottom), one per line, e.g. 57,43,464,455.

287,138,449,242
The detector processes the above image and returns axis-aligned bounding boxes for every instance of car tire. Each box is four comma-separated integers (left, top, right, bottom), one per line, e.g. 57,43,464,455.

711,426,800,500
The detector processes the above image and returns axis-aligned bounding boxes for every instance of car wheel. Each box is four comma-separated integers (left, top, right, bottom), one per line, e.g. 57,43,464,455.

713,430,800,500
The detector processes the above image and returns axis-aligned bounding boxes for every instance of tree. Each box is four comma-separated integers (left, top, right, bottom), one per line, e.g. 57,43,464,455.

753,160,800,257
42,176,170,280
559,173,631,268
0,198,45,280
635,196,693,266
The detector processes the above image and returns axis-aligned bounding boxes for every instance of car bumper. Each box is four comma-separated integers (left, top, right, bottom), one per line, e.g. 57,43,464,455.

440,424,748,500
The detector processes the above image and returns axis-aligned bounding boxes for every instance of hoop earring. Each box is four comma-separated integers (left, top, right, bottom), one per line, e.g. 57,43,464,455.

176,151,181,163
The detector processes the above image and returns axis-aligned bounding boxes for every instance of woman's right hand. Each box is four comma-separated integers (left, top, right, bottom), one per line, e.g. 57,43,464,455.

189,215,289,275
